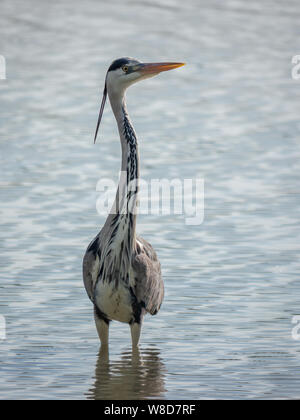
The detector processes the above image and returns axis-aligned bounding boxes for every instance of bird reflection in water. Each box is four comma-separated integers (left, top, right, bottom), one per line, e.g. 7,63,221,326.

87,347,166,400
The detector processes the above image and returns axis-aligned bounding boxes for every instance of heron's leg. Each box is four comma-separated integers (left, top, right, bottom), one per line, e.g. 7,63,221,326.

130,321,143,348
94,306,110,348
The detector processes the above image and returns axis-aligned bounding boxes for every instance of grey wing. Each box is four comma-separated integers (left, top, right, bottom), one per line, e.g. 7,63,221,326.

82,235,101,303
132,236,164,315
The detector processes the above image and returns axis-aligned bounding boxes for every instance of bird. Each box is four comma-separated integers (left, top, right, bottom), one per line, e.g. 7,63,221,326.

83,57,185,349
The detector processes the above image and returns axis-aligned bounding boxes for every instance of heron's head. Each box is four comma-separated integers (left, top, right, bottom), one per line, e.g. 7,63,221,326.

106,57,184,95
94,57,185,142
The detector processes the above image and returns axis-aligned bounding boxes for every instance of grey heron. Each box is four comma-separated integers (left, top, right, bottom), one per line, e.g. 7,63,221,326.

83,57,185,349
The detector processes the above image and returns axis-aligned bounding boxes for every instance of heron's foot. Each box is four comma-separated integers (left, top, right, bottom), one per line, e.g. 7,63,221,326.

94,307,110,347
99,343,109,360
130,322,142,348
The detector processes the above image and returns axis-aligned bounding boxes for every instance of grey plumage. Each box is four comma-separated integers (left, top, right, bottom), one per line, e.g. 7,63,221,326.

83,233,163,321
132,237,163,316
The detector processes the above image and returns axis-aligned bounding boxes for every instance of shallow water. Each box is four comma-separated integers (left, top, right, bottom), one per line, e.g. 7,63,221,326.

1,0,300,400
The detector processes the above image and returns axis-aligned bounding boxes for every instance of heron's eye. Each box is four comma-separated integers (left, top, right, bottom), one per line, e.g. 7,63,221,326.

122,65,129,73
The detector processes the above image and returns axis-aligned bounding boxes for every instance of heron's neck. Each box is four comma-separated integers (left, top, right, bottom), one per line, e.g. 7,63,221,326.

106,93,139,251
119,101,140,231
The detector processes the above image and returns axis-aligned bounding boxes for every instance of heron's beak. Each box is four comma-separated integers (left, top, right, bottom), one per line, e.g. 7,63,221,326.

138,62,185,76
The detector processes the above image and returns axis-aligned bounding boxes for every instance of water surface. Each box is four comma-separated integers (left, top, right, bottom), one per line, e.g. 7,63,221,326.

0,0,300,399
